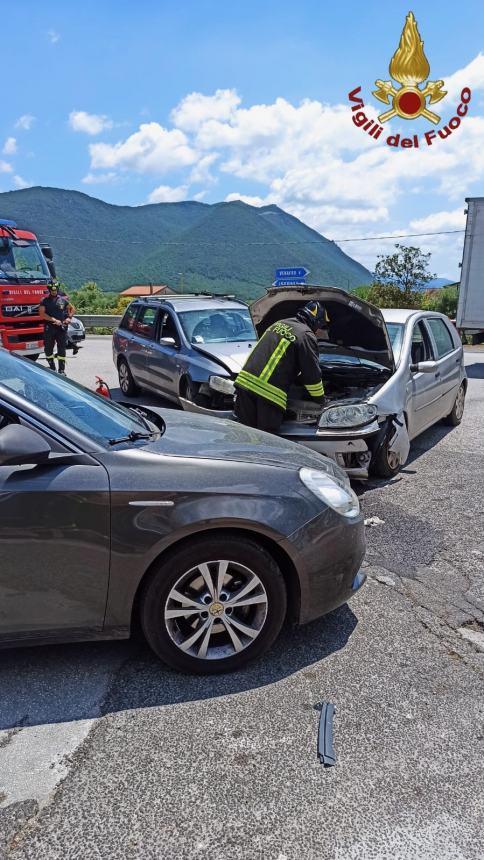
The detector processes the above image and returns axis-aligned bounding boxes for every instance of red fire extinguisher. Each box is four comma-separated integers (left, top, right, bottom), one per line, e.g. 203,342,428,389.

95,376,111,398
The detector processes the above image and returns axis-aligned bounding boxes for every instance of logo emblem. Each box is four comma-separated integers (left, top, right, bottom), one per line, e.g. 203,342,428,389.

373,11,446,124
209,602,224,617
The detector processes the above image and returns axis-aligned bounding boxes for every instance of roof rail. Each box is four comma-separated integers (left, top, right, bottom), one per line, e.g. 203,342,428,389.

136,292,237,302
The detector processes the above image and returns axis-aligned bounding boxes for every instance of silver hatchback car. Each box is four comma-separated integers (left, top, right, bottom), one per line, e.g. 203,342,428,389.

182,287,467,480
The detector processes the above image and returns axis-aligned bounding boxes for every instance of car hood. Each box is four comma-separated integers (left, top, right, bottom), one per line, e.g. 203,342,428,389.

140,407,342,473
250,286,395,371
191,341,254,375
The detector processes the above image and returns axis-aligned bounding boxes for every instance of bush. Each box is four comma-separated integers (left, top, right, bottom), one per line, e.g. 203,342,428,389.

421,286,458,317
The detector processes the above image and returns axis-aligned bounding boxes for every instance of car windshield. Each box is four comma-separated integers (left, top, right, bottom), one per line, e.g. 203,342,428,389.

0,351,155,448
0,238,50,282
178,308,256,343
385,323,404,362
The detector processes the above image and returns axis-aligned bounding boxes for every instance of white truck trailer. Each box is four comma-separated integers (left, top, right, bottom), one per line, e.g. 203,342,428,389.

457,197,484,341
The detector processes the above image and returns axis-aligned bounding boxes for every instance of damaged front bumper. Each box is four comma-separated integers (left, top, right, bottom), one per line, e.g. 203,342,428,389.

179,398,410,480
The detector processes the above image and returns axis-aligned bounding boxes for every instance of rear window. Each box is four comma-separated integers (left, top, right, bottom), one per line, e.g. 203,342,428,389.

133,306,157,339
120,303,139,331
426,318,454,358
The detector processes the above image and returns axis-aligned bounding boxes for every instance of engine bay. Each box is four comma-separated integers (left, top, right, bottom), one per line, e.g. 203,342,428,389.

285,348,392,424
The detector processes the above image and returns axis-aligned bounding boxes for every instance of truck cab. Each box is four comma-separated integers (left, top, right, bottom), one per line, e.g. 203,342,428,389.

0,218,54,358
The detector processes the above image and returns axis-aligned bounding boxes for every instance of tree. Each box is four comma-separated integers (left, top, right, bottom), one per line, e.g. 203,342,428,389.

373,244,435,301
366,282,422,309
69,281,118,314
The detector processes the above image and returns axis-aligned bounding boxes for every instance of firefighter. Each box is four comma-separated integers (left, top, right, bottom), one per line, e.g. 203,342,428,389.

234,300,326,433
39,283,75,375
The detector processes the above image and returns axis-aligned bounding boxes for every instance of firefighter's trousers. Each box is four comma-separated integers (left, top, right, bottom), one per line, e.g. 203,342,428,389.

234,388,284,434
44,325,67,372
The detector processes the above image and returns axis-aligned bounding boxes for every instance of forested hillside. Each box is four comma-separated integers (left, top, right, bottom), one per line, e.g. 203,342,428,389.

0,187,371,300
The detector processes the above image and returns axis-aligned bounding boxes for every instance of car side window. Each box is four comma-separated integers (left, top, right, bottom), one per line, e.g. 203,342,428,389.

120,303,140,331
411,321,434,364
426,318,455,358
133,306,157,340
160,312,180,346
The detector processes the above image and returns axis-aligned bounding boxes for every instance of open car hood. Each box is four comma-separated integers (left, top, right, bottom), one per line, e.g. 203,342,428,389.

250,286,395,372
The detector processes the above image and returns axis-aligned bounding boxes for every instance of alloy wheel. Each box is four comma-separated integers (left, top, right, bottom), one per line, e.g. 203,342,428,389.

164,560,268,661
119,362,129,393
455,385,465,421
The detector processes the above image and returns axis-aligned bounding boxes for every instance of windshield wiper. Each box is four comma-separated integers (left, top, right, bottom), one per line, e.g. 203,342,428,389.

108,430,154,446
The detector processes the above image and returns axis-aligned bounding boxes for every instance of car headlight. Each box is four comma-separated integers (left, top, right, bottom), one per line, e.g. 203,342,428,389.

319,403,377,429
209,375,235,395
299,467,360,518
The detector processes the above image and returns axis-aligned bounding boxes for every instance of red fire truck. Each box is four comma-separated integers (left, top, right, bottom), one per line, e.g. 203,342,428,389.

0,218,56,360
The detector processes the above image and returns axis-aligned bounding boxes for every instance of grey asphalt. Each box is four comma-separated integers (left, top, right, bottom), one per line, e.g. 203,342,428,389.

1,339,483,859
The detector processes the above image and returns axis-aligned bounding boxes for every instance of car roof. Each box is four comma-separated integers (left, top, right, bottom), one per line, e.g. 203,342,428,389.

381,308,452,325
381,308,425,324
132,296,248,313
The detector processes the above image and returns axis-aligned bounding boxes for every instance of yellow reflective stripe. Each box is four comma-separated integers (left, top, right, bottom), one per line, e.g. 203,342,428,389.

259,337,291,382
236,371,287,408
305,381,324,396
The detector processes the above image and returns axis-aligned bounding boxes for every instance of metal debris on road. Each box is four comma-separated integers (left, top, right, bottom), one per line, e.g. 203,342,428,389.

364,516,385,527
317,702,336,767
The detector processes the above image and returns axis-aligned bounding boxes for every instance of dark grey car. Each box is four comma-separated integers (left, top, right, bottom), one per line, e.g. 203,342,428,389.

0,348,365,674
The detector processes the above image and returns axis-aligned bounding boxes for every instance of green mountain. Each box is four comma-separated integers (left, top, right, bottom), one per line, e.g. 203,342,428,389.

0,186,371,301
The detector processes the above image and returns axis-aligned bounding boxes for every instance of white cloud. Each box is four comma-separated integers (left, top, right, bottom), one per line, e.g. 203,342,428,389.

409,208,466,232
15,114,35,130
0,160,13,173
69,110,113,135
82,171,118,184
2,137,17,155
444,53,484,102
13,175,30,189
171,89,241,132
47,29,60,44
147,184,189,203
189,153,218,184
90,123,197,174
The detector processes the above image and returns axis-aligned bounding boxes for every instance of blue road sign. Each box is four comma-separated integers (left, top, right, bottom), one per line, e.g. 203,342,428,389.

275,267,309,280
272,278,307,287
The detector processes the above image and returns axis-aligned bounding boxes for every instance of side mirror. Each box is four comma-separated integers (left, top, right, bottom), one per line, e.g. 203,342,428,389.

410,360,438,374
160,336,178,348
47,261,57,279
0,425,51,466
40,244,54,261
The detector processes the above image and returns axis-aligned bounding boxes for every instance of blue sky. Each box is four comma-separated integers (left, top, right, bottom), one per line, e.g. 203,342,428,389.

3,0,484,277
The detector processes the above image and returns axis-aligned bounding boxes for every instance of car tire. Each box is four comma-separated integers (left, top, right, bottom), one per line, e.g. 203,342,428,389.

181,377,211,408
139,535,287,674
27,354,40,362
118,357,139,397
442,383,466,426
370,436,401,479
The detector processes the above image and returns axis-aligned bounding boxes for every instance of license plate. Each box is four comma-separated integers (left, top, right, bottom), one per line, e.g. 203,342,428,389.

26,341,39,349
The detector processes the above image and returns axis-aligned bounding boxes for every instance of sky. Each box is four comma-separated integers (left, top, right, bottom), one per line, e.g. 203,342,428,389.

3,0,484,279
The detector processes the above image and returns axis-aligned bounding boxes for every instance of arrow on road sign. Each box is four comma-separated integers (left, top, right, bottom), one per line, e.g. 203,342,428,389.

272,278,308,287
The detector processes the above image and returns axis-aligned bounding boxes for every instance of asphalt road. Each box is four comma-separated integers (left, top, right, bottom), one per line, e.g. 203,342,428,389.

1,339,483,859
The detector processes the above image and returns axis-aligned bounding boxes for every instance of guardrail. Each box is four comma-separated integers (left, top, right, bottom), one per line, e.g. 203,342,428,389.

77,314,122,328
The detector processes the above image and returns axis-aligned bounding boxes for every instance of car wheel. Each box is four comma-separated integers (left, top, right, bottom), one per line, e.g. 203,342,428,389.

140,536,287,674
370,436,401,479
442,383,466,426
118,358,139,397
181,377,211,408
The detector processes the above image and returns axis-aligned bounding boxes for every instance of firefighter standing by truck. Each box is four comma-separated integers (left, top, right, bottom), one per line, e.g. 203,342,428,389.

234,300,326,433
39,283,75,374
